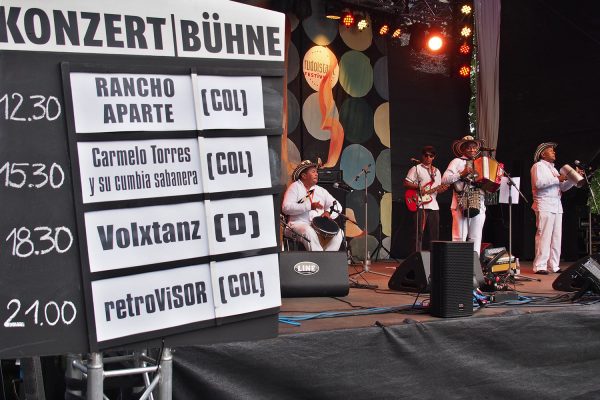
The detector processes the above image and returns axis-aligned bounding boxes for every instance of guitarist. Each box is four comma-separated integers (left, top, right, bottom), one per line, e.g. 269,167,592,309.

404,146,448,251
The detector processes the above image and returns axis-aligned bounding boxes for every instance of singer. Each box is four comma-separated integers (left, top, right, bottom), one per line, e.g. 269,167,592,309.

282,160,343,251
404,146,448,251
442,135,487,255
530,142,582,274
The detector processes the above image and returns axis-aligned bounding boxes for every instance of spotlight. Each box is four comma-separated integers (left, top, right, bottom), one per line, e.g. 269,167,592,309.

342,12,355,28
460,26,472,37
461,5,472,15
391,28,402,39
357,16,369,31
325,4,341,19
427,34,444,52
459,65,471,77
378,23,390,36
459,42,471,55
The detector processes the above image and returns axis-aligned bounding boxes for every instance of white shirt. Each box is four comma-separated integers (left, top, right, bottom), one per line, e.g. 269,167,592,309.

531,159,575,213
282,180,339,224
442,157,486,211
405,164,442,210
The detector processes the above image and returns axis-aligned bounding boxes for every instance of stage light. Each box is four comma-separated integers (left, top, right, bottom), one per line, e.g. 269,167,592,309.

427,35,444,51
357,17,369,31
378,23,390,36
461,5,472,15
342,12,355,28
391,28,402,39
459,65,471,77
325,4,341,19
459,42,471,55
461,26,472,37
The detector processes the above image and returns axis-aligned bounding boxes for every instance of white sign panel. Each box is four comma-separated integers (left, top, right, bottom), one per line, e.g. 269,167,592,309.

77,139,203,203
92,264,214,342
207,196,276,255
70,73,196,133
0,0,284,61
211,254,281,319
195,75,265,130
201,136,271,193
84,202,209,272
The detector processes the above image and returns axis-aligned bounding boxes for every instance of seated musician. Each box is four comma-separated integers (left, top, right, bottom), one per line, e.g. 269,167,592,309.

441,135,487,255
282,160,343,251
404,146,448,251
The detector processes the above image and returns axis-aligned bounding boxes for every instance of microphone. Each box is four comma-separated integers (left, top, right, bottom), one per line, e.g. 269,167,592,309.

354,163,372,181
296,188,315,204
480,147,496,152
574,160,592,171
333,182,353,192
410,157,421,164
328,200,338,214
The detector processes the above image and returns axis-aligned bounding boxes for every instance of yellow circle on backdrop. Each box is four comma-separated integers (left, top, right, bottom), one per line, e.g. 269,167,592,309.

380,192,392,236
374,102,390,148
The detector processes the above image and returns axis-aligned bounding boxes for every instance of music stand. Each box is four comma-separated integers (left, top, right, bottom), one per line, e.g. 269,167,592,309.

498,172,536,283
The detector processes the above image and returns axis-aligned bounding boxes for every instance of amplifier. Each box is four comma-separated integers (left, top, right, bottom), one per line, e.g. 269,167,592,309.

279,251,349,297
482,247,516,273
318,169,342,184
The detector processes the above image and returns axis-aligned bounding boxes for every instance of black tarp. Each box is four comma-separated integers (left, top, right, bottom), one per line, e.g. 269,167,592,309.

174,307,600,399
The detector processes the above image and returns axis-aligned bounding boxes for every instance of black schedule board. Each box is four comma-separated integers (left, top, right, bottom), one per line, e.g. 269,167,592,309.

0,52,89,358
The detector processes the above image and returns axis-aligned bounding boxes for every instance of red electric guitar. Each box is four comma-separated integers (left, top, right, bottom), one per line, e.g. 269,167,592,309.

405,181,449,212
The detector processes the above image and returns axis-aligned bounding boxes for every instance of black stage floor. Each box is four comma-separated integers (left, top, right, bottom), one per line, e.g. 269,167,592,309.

278,260,590,335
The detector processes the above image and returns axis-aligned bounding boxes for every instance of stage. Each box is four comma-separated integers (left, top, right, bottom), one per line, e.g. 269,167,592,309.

172,260,600,399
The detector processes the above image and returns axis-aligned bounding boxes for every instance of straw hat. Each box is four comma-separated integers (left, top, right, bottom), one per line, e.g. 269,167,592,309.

452,135,485,158
533,142,557,162
292,160,318,181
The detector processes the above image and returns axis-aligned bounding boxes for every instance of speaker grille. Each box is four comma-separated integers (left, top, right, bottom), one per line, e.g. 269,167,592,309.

430,241,473,318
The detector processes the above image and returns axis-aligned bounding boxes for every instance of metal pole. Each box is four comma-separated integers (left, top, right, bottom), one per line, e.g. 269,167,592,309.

86,353,104,400
157,348,172,400
363,172,370,271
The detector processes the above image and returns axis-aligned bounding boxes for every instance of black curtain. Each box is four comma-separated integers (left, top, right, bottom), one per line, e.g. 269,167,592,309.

496,0,600,261
388,45,471,258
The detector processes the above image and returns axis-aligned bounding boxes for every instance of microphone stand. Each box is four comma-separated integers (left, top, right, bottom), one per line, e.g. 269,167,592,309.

353,164,390,279
581,168,598,256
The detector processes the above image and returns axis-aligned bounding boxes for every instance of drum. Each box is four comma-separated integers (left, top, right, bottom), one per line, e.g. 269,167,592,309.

560,164,585,188
458,189,482,218
473,156,504,193
311,216,340,247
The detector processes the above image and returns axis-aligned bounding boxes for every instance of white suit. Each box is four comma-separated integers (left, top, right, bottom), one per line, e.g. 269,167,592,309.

282,180,343,251
442,157,486,255
531,160,576,272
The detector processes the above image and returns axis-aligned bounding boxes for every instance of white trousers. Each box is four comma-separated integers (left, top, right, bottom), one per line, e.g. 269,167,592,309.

533,211,562,272
451,208,486,255
289,222,343,251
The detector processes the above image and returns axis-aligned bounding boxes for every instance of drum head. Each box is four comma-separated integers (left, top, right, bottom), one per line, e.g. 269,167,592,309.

311,216,340,237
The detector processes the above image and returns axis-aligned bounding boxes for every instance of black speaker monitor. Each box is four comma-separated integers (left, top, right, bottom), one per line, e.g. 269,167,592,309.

388,249,484,293
552,254,600,293
388,251,430,292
